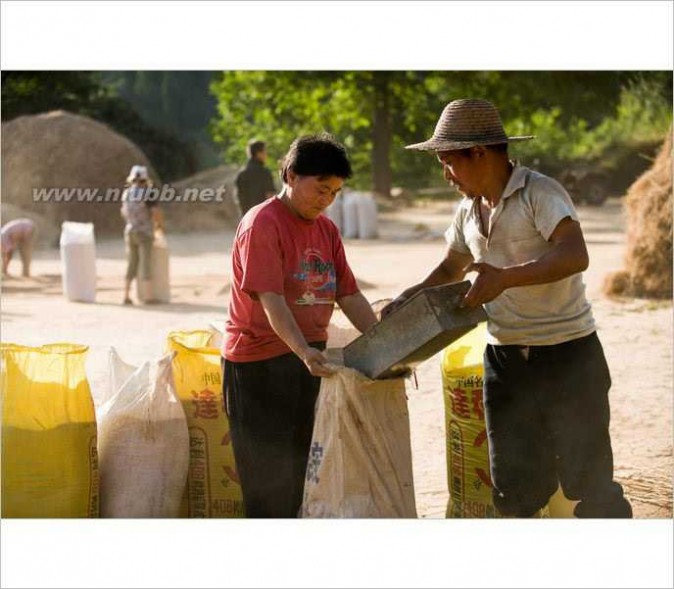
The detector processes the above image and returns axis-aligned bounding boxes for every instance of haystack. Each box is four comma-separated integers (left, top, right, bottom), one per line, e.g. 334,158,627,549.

604,130,673,299
1,111,158,236
162,165,241,232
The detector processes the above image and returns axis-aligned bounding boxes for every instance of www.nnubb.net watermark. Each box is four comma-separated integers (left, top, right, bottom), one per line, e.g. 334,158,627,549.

32,185,227,204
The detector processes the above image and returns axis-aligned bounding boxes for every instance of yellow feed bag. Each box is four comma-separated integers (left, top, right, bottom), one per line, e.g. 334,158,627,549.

1,343,99,518
441,324,501,518
442,326,573,518
167,331,244,518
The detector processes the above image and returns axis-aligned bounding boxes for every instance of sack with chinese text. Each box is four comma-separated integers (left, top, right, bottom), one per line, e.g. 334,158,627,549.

442,324,502,518
443,327,566,518
1,343,99,518
301,365,416,518
97,349,189,517
167,330,244,518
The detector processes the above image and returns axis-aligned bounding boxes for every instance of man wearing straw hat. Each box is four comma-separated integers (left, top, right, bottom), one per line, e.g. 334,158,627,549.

384,98,632,518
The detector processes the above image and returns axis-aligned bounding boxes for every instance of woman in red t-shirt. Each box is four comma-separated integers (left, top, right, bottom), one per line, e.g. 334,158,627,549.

223,134,378,518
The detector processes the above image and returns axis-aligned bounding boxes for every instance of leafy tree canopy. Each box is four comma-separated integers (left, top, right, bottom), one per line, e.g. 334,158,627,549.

211,71,672,194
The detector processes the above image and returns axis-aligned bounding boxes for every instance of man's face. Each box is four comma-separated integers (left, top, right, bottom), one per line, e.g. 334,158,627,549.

286,172,343,220
436,149,483,199
257,149,268,163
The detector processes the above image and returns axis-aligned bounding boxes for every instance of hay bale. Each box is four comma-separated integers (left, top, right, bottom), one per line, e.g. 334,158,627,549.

161,165,241,232
604,130,673,299
1,111,158,236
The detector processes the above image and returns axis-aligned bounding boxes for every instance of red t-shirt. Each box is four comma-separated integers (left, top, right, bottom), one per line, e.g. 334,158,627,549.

224,196,359,362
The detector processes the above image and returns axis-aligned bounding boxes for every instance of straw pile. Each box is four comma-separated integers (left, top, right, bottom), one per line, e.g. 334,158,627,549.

162,165,241,232
604,130,673,299
1,111,158,236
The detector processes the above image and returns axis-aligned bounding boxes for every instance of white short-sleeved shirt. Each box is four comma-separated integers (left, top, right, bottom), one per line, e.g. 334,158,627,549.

445,165,596,346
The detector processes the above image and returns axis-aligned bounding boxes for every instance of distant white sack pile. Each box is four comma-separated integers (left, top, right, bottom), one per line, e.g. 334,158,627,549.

136,229,171,304
325,191,379,239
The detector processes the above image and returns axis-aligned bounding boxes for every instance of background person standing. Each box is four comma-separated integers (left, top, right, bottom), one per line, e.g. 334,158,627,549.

120,165,163,305
235,139,276,217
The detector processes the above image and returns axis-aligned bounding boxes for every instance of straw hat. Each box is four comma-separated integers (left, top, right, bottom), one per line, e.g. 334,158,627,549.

126,164,149,183
406,98,534,152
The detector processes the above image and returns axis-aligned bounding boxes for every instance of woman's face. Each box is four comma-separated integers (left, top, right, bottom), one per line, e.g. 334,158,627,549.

285,171,343,220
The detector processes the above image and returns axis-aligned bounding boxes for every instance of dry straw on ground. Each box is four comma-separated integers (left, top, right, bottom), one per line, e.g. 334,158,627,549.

604,130,673,299
1,111,157,236
1,110,248,242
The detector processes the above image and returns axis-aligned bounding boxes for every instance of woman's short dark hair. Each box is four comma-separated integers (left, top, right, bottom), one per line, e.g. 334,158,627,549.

281,134,353,183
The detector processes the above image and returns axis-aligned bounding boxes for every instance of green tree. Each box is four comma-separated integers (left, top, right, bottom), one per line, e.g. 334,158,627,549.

211,70,672,196
211,71,461,196
1,71,105,119
102,71,221,168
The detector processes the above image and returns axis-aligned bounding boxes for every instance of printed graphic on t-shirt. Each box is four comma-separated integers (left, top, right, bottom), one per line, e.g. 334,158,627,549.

293,248,336,305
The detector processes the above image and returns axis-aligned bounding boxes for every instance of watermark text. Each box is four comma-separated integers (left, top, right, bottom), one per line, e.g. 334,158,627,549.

32,185,227,204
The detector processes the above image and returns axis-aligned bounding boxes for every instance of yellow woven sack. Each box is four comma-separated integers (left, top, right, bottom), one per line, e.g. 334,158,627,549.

166,331,244,518
441,324,501,518
1,343,99,518
442,327,572,518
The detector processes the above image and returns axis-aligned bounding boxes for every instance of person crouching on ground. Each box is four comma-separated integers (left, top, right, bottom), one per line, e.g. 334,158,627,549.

120,165,163,305
222,134,378,518
384,98,632,518
1,218,37,278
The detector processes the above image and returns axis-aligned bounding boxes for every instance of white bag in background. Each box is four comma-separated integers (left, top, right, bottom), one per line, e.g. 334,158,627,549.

97,348,189,518
136,229,171,303
301,366,417,518
341,192,360,239
324,193,344,234
356,193,378,239
60,221,96,302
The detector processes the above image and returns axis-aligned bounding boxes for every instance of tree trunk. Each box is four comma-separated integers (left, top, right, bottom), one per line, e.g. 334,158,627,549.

372,73,392,198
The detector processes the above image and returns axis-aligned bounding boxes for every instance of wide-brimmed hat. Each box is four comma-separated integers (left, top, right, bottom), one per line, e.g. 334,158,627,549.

126,164,149,183
405,98,534,152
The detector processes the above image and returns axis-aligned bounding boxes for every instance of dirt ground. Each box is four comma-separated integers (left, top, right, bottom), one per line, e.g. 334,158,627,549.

1,197,671,518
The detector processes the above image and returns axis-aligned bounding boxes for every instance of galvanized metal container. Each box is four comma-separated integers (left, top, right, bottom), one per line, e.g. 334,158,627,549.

342,281,487,379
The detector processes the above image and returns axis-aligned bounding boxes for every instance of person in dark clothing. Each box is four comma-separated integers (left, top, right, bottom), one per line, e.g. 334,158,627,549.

235,140,276,217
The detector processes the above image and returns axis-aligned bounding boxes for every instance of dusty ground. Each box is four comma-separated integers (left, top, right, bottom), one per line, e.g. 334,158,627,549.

1,197,671,518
